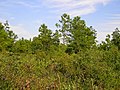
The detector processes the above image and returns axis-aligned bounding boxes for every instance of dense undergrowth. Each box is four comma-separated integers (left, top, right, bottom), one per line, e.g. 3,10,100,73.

0,49,120,89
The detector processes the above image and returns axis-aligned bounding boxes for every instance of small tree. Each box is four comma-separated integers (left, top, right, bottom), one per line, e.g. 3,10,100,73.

111,28,120,50
0,21,17,51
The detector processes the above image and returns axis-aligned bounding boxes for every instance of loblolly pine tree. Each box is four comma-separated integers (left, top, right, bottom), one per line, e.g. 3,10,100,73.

32,24,53,52
99,34,112,50
99,28,120,50
52,30,61,46
58,15,97,54
56,13,71,44
111,28,120,50
69,16,96,52
0,21,17,51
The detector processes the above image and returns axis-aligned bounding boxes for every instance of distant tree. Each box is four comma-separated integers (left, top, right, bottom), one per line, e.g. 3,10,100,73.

111,28,120,50
32,24,53,52
99,34,112,50
52,30,61,46
69,17,96,53
4,20,18,41
57,14,97,53
39,24,53,51
99,28,120,50
13,38,31,53
32,36,42,52
56,13,71,44
0,21,17,51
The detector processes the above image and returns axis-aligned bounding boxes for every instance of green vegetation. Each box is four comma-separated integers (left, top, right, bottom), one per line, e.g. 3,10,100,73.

0,14,120,90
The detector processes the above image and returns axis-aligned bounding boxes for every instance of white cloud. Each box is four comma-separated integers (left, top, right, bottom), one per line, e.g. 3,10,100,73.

67,5,96,16
96,13,120,43
14,1,41,8
0,18,5,23
0,19,38,39
34,20,44,27
11,24,37,39
97,31,112,43
0,0,111,16
0,0,41,9
42,0,111,16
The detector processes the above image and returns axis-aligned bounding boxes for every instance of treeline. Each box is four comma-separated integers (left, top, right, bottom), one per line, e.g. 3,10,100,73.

0,14,120,90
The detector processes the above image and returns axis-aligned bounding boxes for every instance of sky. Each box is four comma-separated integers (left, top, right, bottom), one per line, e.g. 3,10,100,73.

0,0,120,42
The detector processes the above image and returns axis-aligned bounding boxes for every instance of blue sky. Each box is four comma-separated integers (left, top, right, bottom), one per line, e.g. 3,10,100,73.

0,0,120,42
